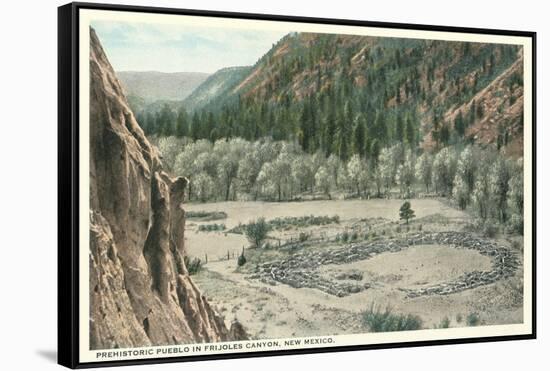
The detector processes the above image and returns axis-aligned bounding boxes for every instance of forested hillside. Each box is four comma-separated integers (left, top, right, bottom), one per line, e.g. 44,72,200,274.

129,32,525,233
182,66,252,112
136,32,523,159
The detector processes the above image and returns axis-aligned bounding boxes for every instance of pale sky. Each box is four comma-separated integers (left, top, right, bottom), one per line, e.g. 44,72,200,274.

92,21,289,73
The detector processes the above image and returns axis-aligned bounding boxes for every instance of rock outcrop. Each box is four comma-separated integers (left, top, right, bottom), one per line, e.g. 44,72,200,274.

88,28,242,350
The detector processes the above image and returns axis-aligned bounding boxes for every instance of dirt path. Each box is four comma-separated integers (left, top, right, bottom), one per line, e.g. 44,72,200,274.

194,260,364,339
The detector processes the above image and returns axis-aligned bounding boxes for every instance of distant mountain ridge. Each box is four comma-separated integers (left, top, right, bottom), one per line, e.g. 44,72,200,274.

192,32,523,156
117,71,210,102
135,32,524,158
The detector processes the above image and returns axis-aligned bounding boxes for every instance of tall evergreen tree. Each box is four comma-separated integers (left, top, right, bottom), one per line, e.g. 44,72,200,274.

175,108,189,138
369,139,381,164
145,111,155,136
405,115,416,147
374,111,388,146
454,111,465,138
395,116,404,143
157,104,175,136
468,100,476,125
352,118,366,157
440,124,451,146
190,111,201,140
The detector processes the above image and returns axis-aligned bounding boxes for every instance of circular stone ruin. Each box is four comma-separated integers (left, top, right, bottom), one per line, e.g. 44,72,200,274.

246,232,519,298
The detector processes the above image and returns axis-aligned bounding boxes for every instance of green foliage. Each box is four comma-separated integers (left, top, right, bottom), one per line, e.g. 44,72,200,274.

184,256,203,275
198,223,226,232
362,305,423,332
230,215,339,234
186,210,228,221
416,152,433,193
508,215,524,235
466,313,480,326
158,135,522,238
454,111,465,138
244,218,270,248
315,165,332,199
138,35,520,164
237,250,247,267
482,221,498,238
298,232,309,243
438,316,451,329
490,157,512,223
340,230,350,243
399,201,416,224
432,147,457,196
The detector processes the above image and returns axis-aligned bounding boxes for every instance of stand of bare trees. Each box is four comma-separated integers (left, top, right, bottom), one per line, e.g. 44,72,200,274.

157,136,524,234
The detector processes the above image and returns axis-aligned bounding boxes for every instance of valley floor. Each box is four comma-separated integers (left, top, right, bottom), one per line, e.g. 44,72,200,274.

185,199,524,340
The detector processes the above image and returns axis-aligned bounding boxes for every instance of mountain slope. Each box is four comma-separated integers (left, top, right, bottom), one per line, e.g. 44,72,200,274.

117,70,210,102
89,27,245,349
139,32,523,159
197,32,523,154
436,56,524,157
181,66,251,112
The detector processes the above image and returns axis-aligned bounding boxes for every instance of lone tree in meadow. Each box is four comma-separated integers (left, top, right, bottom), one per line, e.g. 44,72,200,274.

399,201,416,224
244,217,270,248
237,247,247,267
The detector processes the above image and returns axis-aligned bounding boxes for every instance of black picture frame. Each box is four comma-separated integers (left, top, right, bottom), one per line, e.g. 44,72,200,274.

58,2,537,368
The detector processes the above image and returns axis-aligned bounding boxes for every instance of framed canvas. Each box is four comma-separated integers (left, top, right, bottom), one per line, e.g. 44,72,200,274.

58,2,536,368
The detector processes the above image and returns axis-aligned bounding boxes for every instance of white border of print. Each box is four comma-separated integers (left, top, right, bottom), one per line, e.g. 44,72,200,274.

78,8,533,364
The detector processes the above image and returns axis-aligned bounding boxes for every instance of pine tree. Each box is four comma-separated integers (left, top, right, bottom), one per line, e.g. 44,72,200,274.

190,112,201,140
237,248,247,266
155,111,166,136
405,115,416,147
158,104,175,136
337,127,349,161
374,111,388,146
440,124,450,146
454,111,465,138
399,201,415,224
299,99,315,153
432,111,441,148
175,109,189,138
395,116,404,143
468,100,476,125
353,119,366,157
476,103,484,119
369,139,381,164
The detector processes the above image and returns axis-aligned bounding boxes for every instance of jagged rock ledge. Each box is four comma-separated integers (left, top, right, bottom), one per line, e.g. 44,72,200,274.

88,27,246,350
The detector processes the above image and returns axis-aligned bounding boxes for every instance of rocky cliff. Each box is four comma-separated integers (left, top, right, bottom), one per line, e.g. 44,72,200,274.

88,28,242,350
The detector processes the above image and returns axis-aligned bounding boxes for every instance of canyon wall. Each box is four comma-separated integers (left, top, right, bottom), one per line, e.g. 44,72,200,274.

88,28,242,350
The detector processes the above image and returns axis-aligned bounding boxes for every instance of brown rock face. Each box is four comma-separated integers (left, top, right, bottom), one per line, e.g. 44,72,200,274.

88,28,242,350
